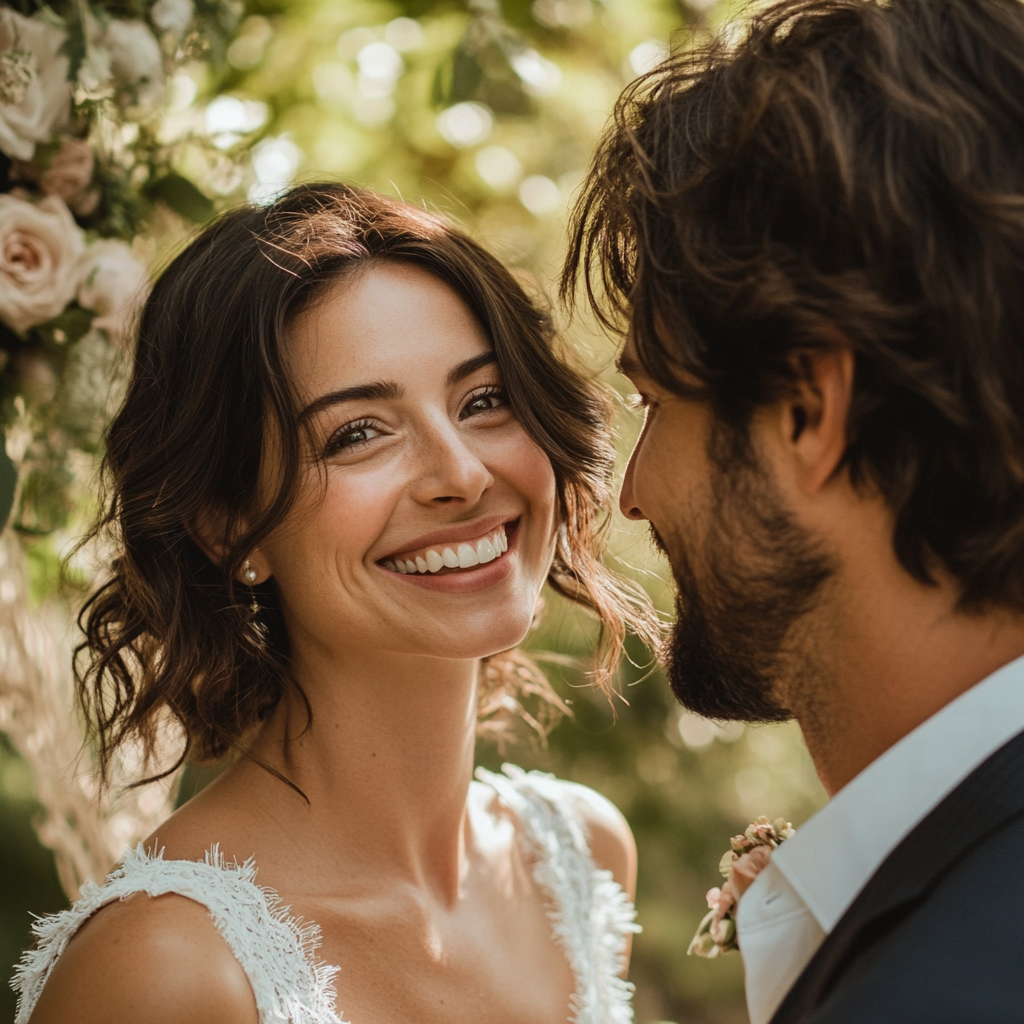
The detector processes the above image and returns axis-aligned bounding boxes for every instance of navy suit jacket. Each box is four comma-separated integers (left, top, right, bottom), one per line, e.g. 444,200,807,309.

769,728,1024,1024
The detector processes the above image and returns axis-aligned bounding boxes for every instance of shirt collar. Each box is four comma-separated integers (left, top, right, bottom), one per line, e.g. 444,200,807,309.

770,653,1024,933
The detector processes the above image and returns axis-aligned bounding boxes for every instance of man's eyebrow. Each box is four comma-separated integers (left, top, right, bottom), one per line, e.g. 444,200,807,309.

298,380,403,422
616,353,645,380
447,350,497,386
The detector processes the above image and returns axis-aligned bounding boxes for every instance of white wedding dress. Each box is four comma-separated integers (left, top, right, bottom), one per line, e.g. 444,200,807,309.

11,765,639,1024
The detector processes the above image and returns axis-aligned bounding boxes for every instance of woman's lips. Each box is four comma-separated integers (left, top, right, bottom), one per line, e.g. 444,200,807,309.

379,521,520,592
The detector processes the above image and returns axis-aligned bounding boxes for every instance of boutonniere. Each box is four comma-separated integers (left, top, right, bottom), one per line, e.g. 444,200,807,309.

688,815,796,958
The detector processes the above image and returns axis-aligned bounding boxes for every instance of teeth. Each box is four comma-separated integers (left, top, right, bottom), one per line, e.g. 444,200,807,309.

386,524,509,576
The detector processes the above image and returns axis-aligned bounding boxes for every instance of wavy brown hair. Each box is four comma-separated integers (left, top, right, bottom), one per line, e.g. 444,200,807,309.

564,0,1024,613
77,183,657,784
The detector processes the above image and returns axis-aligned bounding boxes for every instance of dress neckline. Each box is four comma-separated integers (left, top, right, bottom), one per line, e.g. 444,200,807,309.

12,764,639,1024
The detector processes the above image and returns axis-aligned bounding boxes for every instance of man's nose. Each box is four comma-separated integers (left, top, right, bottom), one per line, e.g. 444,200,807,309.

619,442,647,521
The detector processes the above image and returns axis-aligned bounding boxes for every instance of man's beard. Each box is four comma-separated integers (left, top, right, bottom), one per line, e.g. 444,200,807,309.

658,421,837,723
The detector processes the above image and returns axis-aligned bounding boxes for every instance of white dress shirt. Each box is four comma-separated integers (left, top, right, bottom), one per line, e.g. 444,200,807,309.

735,653,1024,1024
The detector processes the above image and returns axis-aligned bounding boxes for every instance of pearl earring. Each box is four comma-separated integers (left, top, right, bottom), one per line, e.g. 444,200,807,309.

243,560,257,585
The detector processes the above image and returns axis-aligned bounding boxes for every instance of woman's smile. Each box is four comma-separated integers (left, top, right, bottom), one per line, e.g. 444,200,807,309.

379,518,520,593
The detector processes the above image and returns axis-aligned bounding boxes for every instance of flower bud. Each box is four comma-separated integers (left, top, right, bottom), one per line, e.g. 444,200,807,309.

718,850,735,877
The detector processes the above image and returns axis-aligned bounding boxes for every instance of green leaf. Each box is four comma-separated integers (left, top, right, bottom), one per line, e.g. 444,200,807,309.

432,48,483,107
450,48,484,104
0,443,14,531
145,173,216,224
59,1,89,82
35,304,94,348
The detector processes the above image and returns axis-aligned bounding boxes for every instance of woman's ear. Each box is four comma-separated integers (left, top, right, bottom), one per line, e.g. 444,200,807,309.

779,342,856,495
190,510,272,584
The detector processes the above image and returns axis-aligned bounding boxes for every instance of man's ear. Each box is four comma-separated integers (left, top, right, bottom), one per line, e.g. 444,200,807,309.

190,509,271,584
779,343,856,495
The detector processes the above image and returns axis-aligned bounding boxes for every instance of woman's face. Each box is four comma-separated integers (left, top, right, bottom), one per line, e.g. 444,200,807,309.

257,262,558,668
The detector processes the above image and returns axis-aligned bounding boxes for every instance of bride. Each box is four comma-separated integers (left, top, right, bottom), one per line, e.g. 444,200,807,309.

13,183,657,1024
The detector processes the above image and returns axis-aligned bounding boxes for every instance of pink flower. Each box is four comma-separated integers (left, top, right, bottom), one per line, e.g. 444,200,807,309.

0,193,83,332
706,884,736,917
691,815,797,960
727,843,773,899
39,138,99,217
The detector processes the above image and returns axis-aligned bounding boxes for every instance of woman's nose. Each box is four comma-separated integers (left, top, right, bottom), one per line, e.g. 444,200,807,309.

409,423,494,506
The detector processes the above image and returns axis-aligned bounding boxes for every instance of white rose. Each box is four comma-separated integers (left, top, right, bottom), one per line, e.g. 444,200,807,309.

76,44,112,95
0,194,84,333
77,239,149,347
151,0,195,39
0,10,71,161
104,20,164,106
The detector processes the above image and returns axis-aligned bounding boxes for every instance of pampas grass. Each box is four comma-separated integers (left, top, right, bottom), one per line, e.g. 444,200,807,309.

0,529,182,900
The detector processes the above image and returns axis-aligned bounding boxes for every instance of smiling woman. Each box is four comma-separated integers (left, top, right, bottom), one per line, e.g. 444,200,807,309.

80,184,652,774
11,184,658,1024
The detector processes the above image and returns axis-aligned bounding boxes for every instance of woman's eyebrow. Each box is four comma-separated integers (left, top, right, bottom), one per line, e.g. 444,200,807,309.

447,351,496,386
297,352,496,422
298,380,402,422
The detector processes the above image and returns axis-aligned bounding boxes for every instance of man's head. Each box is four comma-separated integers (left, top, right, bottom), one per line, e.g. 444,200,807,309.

564,0,1024,724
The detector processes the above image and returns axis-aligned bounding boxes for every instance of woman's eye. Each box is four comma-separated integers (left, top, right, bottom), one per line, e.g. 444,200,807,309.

461,389,507,419
326,421,382,453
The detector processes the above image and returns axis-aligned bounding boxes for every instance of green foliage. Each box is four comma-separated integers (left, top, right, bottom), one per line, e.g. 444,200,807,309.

56,1,88,80
145,171,216,223
0,738,66,1024
0,448,14,530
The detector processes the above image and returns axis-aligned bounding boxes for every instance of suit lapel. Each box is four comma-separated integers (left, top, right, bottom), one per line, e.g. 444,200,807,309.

769,728,1024,1024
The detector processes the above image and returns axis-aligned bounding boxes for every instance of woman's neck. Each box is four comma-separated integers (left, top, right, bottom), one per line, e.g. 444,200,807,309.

242,646,481,903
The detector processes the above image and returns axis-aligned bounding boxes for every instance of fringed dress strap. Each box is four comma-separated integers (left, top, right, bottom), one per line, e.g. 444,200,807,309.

10,844,343,1024
475,764,640,1024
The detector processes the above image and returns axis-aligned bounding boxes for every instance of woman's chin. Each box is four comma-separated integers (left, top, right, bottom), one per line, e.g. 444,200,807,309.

393,618,535,663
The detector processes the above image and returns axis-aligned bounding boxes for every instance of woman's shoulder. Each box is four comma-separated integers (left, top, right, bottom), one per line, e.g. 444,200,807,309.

476,765,636,898
549,776,637,896
24,888,256,1024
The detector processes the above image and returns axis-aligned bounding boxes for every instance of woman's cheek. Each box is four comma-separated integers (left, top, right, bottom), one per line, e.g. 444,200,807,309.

317,470,399,564
501,430,558,553
513,434,557,505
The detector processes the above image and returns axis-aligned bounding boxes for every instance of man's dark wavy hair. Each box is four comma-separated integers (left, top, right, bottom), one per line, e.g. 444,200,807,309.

563,0,1024,612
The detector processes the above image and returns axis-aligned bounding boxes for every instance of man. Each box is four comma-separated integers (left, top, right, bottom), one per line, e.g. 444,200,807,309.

562,0,1024,1021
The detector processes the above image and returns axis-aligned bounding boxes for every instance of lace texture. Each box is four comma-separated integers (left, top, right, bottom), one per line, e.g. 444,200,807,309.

11,844,343,1024
11,765,637,1024
476,764,640,1024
